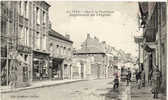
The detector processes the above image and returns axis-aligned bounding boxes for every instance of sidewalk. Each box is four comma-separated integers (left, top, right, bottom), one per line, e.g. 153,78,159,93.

130,82,163,100
0,79,85,93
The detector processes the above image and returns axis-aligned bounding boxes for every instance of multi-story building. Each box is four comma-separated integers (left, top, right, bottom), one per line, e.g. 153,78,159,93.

0,1,50,87
138,2,167,96
48,28,73,80
31,1,50,81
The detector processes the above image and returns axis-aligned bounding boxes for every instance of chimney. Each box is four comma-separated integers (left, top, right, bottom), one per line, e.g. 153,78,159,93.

94,36,99,41
87,33,90,38
102,41,106,44
65,34,70,39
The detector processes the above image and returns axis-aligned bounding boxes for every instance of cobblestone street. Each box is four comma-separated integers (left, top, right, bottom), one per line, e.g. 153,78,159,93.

1,79,131,100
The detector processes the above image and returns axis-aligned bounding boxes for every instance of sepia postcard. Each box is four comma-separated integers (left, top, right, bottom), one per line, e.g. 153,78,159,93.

0,0,167,100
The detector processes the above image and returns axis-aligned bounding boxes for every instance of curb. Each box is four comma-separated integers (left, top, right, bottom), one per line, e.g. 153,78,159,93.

1,79,87,94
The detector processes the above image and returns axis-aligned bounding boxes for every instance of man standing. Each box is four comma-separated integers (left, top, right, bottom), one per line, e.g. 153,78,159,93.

126,68,131,86
141,69,145,87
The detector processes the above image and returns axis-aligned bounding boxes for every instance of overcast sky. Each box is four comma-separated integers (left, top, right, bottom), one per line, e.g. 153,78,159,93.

47,1,140,57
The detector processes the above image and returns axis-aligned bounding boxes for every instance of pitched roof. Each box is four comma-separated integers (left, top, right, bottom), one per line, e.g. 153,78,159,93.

75,46,105,54
49,29,73,43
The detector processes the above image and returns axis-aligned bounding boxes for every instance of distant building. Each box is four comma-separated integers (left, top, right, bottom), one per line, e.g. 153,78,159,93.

74,34,114,79
71,56,94,79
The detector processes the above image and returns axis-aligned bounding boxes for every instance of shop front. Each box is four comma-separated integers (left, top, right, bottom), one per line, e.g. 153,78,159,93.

50,58,63,80
33,51,49,81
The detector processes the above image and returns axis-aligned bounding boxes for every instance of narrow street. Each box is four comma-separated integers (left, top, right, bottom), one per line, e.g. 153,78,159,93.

1,79,131,100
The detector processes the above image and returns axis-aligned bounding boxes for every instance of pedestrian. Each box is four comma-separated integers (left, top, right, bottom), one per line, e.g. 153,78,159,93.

141,69,145,87
113,75,119,89
137,71,141,89
126,68,131,86
135,70,138,83
151,66,161,99
149,70,153,86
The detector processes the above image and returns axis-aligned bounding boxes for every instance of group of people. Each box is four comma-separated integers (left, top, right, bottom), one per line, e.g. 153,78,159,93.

112,65,162,99
113,68,132,90
135,65,161,99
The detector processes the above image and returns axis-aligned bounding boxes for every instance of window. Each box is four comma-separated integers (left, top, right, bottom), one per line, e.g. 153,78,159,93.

68,48,71,56
25,55,28,61
20,1,24,16
63,47,66,55
36,7,40,24
25,28,29,46
161,3,166,25
56,45,59,54
25,1,29,18
24,27,27,45
1,21,7,35
20,26,25,45
36,32,40,49
42,34,46,50
42,11,46,24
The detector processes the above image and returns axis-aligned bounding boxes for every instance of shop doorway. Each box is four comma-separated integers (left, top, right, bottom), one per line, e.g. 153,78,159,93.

52,58,63,80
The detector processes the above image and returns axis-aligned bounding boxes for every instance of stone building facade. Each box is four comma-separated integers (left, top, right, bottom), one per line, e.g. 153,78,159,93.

138,2,167,95
0,1,50,87
27,1,51,81
48,29,73,80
